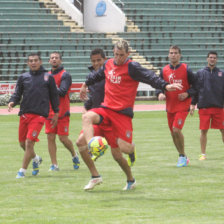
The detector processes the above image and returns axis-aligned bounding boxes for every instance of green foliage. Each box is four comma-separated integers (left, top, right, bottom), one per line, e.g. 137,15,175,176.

0,112,224,224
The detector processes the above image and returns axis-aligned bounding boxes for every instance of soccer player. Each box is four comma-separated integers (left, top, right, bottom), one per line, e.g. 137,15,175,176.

156,45,196,167
45,52,80,171
82,48,106,112
8,53,59,178
76,48,110,190
80,40,183,190
190,51,224,160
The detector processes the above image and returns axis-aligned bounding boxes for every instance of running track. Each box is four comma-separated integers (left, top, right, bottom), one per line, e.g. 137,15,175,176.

0,104,166,115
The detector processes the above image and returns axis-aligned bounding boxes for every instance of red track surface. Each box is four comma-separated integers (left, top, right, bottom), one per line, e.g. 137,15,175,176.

0,104,166,115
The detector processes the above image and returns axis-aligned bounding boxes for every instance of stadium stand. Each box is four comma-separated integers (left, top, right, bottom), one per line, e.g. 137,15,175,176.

0,0,115,83
113,0,224,72
1,0,224,97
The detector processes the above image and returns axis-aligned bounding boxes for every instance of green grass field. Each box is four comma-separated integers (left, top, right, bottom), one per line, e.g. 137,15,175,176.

0,111,224,224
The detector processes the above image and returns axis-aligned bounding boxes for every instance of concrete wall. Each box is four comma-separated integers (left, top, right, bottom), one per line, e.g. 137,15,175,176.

83,0,125,32
52,0,83,26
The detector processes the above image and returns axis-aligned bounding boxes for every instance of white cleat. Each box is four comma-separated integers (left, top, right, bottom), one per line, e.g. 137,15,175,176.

84,177,103,190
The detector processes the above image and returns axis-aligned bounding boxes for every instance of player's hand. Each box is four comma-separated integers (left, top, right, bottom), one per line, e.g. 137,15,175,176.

178,92,189,101
158,93,166,101
190,105,195,116
51,113,58,128
165,83,183,91
80,83,88,101
8,102,14,112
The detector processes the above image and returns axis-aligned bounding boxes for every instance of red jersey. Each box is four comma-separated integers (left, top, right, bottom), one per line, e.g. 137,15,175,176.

102,59,139,111
48,69,71,118
162,63,191,113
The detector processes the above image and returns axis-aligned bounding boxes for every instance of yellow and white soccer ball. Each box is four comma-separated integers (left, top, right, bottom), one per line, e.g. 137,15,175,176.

88,136,108,157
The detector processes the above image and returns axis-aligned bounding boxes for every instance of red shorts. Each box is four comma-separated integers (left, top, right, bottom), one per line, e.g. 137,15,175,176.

199,108,224,130
19,113,46,142
91,107,133,144
45,116,70,136
93,124,118,148
80,123,118,148
167,111,189,131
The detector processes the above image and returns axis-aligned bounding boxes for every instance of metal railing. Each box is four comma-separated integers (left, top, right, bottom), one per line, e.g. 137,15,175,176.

74,0,83,12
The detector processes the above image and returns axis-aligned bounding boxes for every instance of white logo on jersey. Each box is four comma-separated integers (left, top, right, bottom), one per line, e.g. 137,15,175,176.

168,73,175,83
44,74,49,81
168,73,182,84
108,69,121,84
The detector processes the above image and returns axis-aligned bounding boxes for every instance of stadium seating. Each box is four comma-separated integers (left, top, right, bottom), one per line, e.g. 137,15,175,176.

0,0,115,82
114,0,224,72
1,0,224,88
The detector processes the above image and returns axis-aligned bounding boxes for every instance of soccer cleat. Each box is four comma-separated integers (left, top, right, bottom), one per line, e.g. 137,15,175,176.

84,177,103,190
127,147,136,167
32,157,42,176
199,154,206,161
49,164,59,171
16,171,25,179
123,179,136,190
176,156,189,167
72,156,80,170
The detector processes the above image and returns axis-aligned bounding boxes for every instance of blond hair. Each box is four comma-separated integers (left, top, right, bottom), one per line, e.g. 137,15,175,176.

114,39,129,53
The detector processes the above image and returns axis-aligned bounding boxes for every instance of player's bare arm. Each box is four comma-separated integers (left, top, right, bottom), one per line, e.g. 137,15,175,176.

190,105,195,116
51,112,59,128
8,102,14,112
158,93,166,101
165,83,183,91
80,83,88,101
178,92,189,101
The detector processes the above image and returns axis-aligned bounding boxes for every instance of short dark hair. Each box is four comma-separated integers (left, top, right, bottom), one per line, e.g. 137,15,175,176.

90,48,106,59
207,51,218,58
27,53,41,60
169,45,181,54
50,51,62,59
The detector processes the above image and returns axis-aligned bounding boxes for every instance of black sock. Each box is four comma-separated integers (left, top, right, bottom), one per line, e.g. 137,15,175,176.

179,154,185,157
92,175,100,178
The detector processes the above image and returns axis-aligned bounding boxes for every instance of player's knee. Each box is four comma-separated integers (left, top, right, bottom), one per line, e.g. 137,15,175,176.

19,141,25,150
82,113,92,124
220,129,224,142
59,135,69,145
47,133,56,141
172,127,181,135
201,129,208,136
78,145,88,152
76,134,87,148
111,148,122,161
117,139,133,154
25,139,35,149
82,111,100,125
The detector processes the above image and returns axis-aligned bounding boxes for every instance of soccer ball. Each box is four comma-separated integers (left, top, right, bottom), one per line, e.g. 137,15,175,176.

88,136,108,157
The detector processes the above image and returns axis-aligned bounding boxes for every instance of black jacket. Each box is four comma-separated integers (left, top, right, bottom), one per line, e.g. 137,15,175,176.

9,66,59,117
192,66,224,109
84,66,105,110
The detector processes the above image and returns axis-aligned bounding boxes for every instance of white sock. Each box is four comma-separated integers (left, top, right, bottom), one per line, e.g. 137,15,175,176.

19,168,26,174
